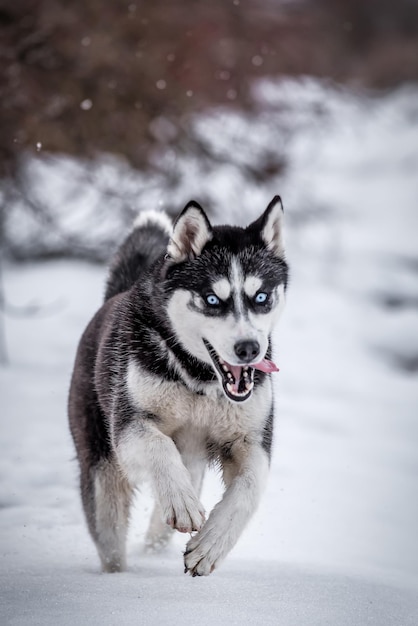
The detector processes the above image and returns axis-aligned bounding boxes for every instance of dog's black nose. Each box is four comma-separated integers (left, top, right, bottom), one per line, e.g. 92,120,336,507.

234,340,260,363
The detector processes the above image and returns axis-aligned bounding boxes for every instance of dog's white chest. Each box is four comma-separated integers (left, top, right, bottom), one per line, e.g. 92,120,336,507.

126,359,271,443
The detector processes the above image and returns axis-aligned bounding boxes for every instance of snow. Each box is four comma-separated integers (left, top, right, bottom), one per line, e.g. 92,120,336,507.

1,80,418,624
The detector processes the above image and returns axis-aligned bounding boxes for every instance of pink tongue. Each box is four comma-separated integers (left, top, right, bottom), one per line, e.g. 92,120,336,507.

228,360,279,384
252,359,279,373
229,365,244,392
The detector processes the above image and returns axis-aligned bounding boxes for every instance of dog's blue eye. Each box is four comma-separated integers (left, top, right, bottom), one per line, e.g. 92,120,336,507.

255,292,268,304
206,294,220,306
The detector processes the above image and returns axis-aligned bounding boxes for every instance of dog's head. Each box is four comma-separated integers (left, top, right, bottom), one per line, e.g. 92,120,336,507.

164,197,288,403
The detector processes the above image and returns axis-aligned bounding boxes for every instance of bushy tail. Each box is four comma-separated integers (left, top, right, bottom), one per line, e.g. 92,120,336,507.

104,210,172,301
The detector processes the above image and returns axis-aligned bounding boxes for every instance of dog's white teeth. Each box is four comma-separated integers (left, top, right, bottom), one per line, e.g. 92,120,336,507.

222,364,229,372
226,382,253,397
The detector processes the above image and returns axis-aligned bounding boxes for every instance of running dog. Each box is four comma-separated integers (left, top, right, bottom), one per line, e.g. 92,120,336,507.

68,196,288,576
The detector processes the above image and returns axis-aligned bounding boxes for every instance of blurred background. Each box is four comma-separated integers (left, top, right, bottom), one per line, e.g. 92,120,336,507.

1,0,418,601
1,0,418,260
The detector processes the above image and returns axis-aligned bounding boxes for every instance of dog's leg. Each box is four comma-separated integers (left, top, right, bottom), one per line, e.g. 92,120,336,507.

81,459,132,573
144,443,206,552
116,422,206,535
184,442,269,576
144,501,174,552
181,452,206,498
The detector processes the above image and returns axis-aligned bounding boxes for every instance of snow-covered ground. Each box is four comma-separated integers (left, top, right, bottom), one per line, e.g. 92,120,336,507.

1,81,418,624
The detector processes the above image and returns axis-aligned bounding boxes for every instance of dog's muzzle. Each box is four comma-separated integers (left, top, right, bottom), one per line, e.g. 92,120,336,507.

203,339,279,403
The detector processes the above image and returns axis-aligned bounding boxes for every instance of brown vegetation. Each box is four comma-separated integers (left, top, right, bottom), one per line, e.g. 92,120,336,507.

1,0,417,177
1,0,417,260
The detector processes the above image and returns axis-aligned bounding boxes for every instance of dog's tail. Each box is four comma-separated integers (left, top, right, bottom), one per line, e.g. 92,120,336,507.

104,210,172,301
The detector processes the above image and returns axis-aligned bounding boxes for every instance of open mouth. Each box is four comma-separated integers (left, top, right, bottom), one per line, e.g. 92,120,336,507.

203,339,279,403
203,339,255,402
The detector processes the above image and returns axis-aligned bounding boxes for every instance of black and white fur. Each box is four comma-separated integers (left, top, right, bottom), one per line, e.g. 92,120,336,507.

68,197,288,576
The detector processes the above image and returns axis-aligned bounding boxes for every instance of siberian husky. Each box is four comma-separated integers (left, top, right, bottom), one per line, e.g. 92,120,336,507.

68,196,288,576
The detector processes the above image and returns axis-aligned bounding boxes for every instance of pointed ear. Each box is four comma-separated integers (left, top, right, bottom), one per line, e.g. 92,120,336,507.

167,201,213,262
252,195,285,257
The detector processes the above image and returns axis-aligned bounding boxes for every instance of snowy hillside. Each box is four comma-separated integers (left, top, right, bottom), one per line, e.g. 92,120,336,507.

1,80,418,625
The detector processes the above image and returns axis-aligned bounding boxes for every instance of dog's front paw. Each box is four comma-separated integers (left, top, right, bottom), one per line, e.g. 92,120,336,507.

183,526,224,576
162,490,205,534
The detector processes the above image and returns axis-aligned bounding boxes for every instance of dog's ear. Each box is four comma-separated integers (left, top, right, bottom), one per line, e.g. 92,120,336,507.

167,201,213,262
250,195,285,257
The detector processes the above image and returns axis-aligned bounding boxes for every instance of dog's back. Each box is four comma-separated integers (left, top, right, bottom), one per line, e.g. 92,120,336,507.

69,210,174,571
